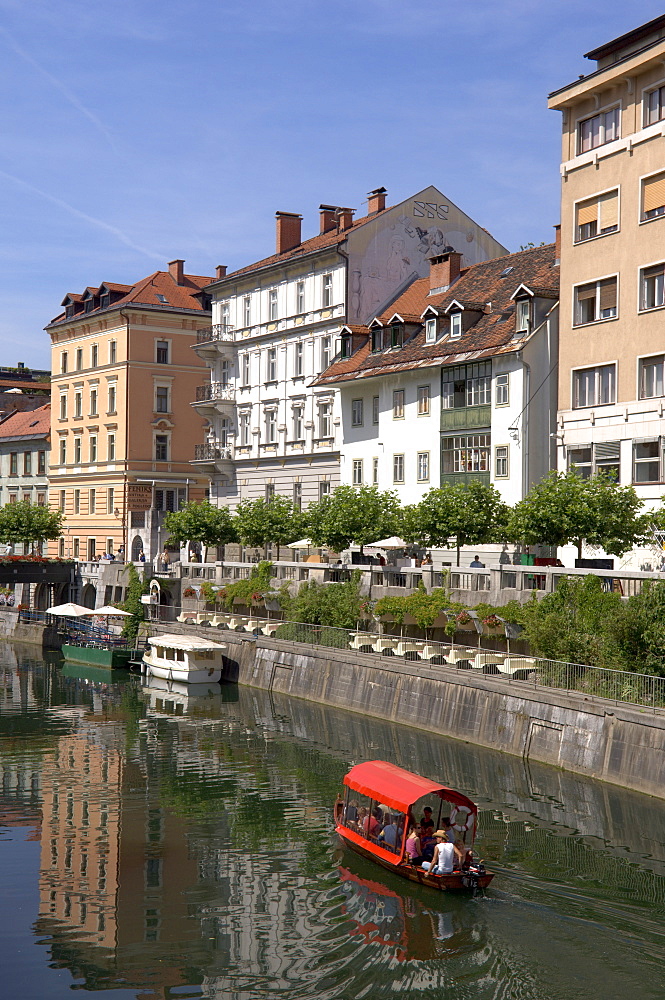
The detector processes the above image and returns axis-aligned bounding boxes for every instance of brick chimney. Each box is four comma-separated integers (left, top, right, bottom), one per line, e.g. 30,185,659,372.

367,187,387,215
275,212,302,254
554,223,561,266
168,259,185,285
319,205,338,234
429,248,463,292
215,264,227,280
337,207,355,231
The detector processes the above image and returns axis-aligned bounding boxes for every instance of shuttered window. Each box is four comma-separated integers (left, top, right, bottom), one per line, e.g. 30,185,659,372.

574,277,618,325
575,190,619,242
642,172,665,221
640,264,665,310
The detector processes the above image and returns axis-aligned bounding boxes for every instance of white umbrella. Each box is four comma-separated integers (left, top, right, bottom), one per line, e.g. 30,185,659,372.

364,536,408,550
45,602,91,617
288,538,314,548
86,606,132,616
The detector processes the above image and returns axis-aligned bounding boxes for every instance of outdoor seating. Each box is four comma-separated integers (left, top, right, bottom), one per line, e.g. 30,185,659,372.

394,638,423,659
177,612,196,624
474,651,506,672
373,636,397,655
500,656,537,678
446,647,475,668
349,631,378,651
260,621,280,636
210,614,230,627
418,643,448,662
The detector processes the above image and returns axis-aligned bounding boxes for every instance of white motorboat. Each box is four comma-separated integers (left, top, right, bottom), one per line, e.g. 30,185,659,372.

142,634,226,684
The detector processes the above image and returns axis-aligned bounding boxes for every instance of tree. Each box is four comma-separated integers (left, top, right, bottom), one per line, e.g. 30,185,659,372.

306,485,402,553
163,501,237,549
509,470,646,559
234,496,306,559
408,482,509,565
121,563,149,640
0,500,63,551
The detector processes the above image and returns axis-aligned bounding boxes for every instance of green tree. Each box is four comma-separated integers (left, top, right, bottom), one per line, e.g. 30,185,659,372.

510,470,646,559
121,563,149,640
307,485,401,553
234,496,306,559
409,482,509,565
0,500,63,551
164,500,237,549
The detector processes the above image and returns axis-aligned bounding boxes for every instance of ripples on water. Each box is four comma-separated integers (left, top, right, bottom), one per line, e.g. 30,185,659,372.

1,646,665,1000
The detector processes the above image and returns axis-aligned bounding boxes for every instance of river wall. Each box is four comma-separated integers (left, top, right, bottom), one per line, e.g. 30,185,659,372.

0,609,61,648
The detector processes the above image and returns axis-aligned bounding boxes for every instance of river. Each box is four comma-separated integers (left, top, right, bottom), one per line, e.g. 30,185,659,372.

1,642,664,1000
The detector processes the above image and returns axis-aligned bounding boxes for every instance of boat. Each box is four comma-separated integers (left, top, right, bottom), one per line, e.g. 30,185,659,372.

335,760,495,891
142,633,226,684
61,642,134,670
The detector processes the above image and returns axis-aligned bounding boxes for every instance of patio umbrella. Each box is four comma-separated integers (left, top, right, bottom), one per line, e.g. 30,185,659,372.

45,603,91,617
287,538,314,548
88,606,133,616
364,537,408,549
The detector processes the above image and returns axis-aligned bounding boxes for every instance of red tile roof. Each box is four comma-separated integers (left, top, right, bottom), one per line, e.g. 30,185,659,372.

315,244,558,385
0,403,51,438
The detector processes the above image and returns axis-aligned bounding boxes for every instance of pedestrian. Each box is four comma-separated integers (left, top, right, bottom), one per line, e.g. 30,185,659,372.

469,555,485,568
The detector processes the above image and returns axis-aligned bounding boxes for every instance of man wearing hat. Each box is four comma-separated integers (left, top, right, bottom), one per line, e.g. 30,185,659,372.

421,830,455,875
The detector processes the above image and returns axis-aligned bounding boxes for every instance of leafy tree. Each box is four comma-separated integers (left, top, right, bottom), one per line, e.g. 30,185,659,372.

163,500,236,548
234,496,306,559
509,470,646,559
0,500,63,551
283,570,363,630
307,485,401,553
408,482,509,565
121,563,149,640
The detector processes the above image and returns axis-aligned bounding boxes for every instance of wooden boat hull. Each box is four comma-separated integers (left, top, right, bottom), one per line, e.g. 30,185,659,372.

336,827,495,892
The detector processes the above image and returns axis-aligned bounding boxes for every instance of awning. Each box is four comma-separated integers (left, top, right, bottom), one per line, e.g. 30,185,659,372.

343,760,477,815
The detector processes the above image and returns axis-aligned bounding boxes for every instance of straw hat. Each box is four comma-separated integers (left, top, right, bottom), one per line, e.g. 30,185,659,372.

434,829,447,838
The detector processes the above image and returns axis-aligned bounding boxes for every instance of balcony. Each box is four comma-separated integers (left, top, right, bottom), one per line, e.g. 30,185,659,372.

440,405,491,431
193,323,235,359
191,382,236,416
192,443,234,476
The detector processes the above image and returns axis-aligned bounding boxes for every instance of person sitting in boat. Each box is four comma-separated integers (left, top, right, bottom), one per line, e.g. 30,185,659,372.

345,798,359,828
334,794,344,824
378,814,401,850
421,831,455,875
419,824,436,861
442,816,456,843
363,808,382,839
454,838,474,870
405,824,424,866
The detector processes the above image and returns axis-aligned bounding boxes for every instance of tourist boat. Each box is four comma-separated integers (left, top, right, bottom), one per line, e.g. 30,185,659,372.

335,760,494,891
142,634,226,684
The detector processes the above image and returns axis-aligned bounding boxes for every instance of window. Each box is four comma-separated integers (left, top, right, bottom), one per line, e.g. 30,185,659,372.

156,340,169,364
297,281,305,314
155,434,168,460
575,190,619,241
22,492,31,504
106,537,114,555
645,84,665,126
59,394,67,420
74,437,81,464
243,295,251,327
578,107,619,153
265,409,277,443
107,433,115,461
640,355,665,398
425,317,437,343
76,348,83,371
321,336,332,371
109,340,117,364
642,172,665,221
442,434,491,474
59,490,66,512
265,483,275,502
574,277,617,325
352,459,364,485
37,493,45,506
341,335,352,359
442,362,492,409
449,312,462,338
417,452,430,482
73,538,80,558
23,452,31,475
89,436,97,463
38,451,46,474
220,302,230,327
100,293,110,309
495,445,509,478
9,453,17,475
107,384,116,413
569,442,620,481
59,439,66,465
155,386,169,413
89,388,98,416
392,389,404,419
242,353,250,386
633,440,662,483
239,411,250,446
59,537,65,556
318,401,332,438
294,342,303,377
269,289,278,321
89,489,96,514
293,482,302,510
495,373,509,406
91,344,98,367
292,405,304,440
390,325,403,349
417,385,430,416
74,489,81,514
107,488,114,513
640,263,665,310
74,391,82,418
266,348,277,381
61,351,68,374
351,399,364,426
515,299,531,332
7,493,16,504
393,454,404,483
372,456,379,485
319,480,330,500
371,327,383,352
372,396,379,424
573,364,616,408
322,273,333,308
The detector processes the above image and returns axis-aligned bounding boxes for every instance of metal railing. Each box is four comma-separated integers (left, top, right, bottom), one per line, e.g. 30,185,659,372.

194,382,236,403
193,444,233,462
195,323,234,345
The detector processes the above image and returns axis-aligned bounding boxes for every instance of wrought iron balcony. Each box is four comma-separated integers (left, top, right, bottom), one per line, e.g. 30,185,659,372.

195,323,234,345
194,382,236,403
194,443,233,461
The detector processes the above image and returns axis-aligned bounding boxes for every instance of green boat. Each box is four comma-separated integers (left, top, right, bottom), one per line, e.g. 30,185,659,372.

61,644,135,669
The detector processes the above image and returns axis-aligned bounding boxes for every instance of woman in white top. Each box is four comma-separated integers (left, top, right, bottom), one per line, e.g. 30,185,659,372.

421,831,455,874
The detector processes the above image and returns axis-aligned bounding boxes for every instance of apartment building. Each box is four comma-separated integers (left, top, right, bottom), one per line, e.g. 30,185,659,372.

314,245,559,508
549,15,665,565
195,186,508,510
46,261,212,570
0,403,50,548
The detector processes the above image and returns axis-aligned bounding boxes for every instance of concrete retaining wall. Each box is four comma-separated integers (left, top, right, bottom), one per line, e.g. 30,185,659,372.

147,623,665,800
0,609,61,648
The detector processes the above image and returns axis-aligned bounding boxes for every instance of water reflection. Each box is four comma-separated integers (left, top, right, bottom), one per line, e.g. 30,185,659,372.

1,647,665,999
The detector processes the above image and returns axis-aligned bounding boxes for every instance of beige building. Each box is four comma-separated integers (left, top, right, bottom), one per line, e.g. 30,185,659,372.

46,261,213,573
549,15,665,566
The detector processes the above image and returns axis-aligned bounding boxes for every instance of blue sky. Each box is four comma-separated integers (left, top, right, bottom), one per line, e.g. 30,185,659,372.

0,0,662,368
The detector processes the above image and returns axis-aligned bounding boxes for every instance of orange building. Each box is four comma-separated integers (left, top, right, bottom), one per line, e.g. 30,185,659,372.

46,261,213,569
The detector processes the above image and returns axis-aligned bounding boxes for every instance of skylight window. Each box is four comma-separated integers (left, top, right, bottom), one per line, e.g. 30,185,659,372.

156,294,169,304
500,267,514,277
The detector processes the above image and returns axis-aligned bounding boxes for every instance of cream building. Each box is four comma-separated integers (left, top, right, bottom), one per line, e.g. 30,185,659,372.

549,15,665,566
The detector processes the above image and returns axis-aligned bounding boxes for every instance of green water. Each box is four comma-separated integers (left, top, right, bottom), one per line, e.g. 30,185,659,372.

1,643,664,999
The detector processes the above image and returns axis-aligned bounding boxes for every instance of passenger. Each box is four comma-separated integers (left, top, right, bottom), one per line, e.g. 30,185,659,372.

441,816,456,842
405,824,423,865
379,815,400,849
420,806,434,828
421,831,455,875
363,808,381,839
345,798,358,827
334,794,344,823
454,838,473,869
420,825,436,862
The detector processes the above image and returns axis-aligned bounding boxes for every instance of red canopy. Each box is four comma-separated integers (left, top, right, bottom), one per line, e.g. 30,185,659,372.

343,760,477,815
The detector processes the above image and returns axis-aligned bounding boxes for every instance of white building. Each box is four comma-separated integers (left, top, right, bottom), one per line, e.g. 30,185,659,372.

193,186,508,509
314,244,559,514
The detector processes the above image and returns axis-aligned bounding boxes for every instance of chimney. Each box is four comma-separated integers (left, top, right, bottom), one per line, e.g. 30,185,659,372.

275,211,302,254
429,248,463,292
367,186,387,215
215,264,227,280
554,223,561,266
168,259,185,285
319,204,338,234
337,207,355,231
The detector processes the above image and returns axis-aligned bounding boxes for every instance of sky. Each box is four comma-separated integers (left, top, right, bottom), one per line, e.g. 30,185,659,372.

0,0,663,369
